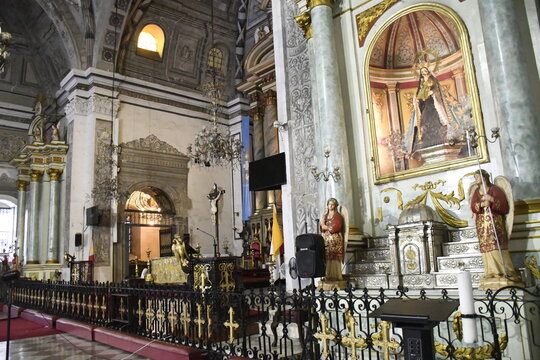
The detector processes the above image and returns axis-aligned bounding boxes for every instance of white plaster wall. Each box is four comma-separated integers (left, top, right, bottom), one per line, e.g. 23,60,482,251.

117,99,235,257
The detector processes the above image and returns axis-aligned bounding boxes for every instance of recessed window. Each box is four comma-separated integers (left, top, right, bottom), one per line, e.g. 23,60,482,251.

137,24,165,58
208,47,224,71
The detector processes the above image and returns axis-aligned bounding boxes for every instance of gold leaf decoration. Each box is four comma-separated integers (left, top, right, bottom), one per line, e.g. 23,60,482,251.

356,0,400,47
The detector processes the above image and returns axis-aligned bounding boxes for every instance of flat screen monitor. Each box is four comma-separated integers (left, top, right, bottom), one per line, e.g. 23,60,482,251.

249,152,286,191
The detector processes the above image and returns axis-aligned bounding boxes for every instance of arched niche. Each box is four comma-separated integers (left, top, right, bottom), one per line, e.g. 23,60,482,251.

113,134,191,281
364,3,487,183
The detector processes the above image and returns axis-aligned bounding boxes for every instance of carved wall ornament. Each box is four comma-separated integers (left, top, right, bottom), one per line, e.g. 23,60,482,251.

356,0,400,47
0,132,26,162
307,0,334,9
123,134,183,155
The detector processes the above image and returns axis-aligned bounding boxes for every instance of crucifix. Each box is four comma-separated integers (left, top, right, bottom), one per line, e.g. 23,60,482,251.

207,183,225,257
179,302,191,337
194,304,206,338
372,321,400,360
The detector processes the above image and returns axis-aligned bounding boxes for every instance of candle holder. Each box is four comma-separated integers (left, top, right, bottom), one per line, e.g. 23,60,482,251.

311,149,341,183
144,248,154,282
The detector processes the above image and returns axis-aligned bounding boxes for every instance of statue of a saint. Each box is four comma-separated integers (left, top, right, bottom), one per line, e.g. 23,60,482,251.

51,123,60,142
207,183,225,224
320,198,346,283
470,170,523,290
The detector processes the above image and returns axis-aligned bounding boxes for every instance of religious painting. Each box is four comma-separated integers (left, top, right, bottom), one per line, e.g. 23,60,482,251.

364,4,487,183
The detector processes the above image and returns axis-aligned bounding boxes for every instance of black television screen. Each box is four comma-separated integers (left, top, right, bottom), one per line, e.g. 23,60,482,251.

86,206,100,226
249,152,287,191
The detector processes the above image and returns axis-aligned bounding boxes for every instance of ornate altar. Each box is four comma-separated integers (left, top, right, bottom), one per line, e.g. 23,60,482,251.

150,257,188,284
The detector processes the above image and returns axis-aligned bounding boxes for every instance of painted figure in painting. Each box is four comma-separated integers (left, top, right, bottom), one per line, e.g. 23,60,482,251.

469,170,523,290
320,198,345,282
403,54,470,156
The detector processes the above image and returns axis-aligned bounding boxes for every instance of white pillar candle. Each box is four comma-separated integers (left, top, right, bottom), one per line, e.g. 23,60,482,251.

457,270,477,343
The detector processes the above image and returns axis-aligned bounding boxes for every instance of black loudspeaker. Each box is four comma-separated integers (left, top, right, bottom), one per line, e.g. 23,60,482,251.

75,233,82,247
295,234,326,278
86,206,100,226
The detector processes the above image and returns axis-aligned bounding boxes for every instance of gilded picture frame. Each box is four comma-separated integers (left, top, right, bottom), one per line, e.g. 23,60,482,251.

363,3,488,184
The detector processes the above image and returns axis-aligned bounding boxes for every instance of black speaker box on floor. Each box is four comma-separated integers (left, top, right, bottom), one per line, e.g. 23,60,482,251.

295,233,326,278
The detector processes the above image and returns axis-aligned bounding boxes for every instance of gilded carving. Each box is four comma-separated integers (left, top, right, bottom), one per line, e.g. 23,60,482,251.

356,0,400,47
150,257,188,284
371,321,400,360
294,12,312,39
435,334,508,360
123,134,184,155
307,0,334,9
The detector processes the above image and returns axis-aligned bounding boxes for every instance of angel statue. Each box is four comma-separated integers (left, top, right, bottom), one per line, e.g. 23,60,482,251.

469,170,524,290
319,198,349,290
172,234,189,267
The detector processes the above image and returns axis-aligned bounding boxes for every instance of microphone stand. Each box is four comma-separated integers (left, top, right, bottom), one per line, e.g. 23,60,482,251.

196,227,220,258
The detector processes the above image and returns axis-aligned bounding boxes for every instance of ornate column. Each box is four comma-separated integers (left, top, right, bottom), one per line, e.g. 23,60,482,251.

46,169,62,263
15,180,28,260
263,90,280,206
451,66,467,100
309,0,354,214
478,1,540,199
26,170,42,264
251,106,267,212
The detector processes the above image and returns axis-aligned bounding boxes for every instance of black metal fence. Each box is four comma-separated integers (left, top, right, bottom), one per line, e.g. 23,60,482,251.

4,280,540,360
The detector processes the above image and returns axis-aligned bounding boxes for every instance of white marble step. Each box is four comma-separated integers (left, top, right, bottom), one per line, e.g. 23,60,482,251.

349,261,391,275
357,248,390,261
437,254,483,271
433,269,484,288
443,239,481,256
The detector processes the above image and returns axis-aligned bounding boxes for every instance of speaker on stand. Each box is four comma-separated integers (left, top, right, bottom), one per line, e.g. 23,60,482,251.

2,270,20,360
295,234,325,359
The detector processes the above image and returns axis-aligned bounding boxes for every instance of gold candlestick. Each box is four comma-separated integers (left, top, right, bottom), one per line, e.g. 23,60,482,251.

134,256,139,278
145,248,153,282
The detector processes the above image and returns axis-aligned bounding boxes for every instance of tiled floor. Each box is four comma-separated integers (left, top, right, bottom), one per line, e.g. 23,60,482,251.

0,334,150,359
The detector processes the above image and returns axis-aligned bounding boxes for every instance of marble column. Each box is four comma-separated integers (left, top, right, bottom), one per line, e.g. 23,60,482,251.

263,90,280,206
26,170,42,264
310,0,354,215
46,169,61,263
251,106,267,212
479,0,540,199
15,180,28,260
386,83,401,132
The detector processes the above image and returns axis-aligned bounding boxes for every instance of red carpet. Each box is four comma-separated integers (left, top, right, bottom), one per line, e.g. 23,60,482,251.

0,317,61,341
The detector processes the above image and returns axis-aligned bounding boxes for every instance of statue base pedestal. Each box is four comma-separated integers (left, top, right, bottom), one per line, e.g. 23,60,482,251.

318,279,348,291
479,276,525,291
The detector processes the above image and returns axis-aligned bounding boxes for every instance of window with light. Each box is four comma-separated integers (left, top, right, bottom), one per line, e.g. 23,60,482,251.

208,47,224,71
137,24,165,58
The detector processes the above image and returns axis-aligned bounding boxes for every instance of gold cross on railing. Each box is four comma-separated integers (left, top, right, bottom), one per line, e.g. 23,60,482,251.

341,310,367,360
194,304,206,338
224,307,239,343
207,305,213,338
314,314,336,358
372,321,400,360
179,302,191,336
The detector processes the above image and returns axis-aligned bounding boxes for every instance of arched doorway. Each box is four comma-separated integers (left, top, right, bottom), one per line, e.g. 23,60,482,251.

123,187,176,278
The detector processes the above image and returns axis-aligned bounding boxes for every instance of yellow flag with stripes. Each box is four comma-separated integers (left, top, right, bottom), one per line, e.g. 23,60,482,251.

271,204,284,260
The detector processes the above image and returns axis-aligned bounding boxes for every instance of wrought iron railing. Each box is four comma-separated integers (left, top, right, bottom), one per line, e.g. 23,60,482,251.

5,280,540,360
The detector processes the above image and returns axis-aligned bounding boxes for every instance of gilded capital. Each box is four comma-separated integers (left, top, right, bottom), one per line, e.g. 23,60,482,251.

249,106,263,120
356,0,399,47
30,170,43,182
264,90,277,106
307,0,334,9
16,180,29,191
294,12,312,39
47,168,63,181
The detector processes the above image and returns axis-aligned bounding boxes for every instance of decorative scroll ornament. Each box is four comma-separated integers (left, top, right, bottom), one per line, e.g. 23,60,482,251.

314,314,336,359
525,256,540,282
382,174,471,228
435,335,508,360
356,0,400,47
371,321,400,360
294,12,312,39
341,309,367,360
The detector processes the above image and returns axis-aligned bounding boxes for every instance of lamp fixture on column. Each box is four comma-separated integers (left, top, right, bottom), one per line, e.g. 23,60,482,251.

187,0,242,167
0,25,12,73
311,149,341,182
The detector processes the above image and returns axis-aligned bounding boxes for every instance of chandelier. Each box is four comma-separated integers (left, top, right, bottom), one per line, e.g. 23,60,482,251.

0,25,12,73
187,1,242,167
